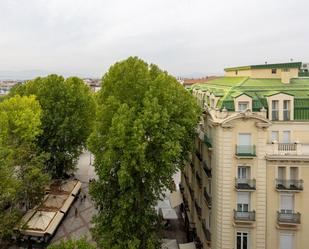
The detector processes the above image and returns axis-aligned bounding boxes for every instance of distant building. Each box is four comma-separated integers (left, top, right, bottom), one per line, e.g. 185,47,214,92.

0,80,24,95
177,77,218,89
181,62,309,249
83,78,101,92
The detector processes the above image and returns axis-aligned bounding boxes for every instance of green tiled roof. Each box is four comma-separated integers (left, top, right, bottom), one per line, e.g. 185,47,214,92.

224,62,302,72
192,77,309,120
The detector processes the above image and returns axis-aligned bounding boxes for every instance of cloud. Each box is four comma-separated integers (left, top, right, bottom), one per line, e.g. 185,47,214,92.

0,0,308,78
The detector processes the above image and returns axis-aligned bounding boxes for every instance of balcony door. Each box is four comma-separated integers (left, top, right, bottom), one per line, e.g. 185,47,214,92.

280,234,294,249
237,192,250,212
236,232,249,249
238,166,250,184
238,134,251,154
280,194,294,214
283,131,290,144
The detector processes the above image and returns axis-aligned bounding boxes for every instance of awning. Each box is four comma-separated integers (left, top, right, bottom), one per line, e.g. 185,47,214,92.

161,239,178,249
60,195,75,214
160,208,178,220
179,242,196,249
45,212,64,235
169,191,183,208
71,181,82,196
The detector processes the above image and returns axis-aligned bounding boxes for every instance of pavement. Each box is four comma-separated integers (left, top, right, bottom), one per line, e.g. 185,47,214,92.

7,151,187,248
49,151,97,246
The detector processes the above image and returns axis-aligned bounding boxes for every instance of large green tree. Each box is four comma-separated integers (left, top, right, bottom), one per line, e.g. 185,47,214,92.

0,95,49,240
11,75,96,178
47,238,96,249
88,57,200,249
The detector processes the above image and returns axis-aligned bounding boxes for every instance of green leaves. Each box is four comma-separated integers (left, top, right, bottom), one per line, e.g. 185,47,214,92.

11,75,96,178
47,237,96,249
0,95,49,240
89,57,200,248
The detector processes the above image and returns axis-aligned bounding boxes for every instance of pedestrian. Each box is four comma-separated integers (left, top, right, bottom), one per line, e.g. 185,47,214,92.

75,207,78,217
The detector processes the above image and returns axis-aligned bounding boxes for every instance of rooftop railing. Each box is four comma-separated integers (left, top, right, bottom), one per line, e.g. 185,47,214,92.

276,179,303,191
235,145,256,157
277,211,301,224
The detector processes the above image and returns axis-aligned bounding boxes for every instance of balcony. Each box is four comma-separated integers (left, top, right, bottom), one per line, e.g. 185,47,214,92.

202,220,211,243
203,187,212,208
194,200,202,219
196,172,202,189
276,179,303,191
278,143,297,152
235,178,256,190
235,145,256,157
195,149,203,162
283,110,291,121
234,210,255,222
203,161,211,178
272,110,279,121
277,211,301,225
204,134,212,148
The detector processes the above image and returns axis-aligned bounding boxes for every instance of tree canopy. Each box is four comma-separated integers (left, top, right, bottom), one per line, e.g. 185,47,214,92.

11,75,96,178
47,238,96,249
0,95,49,240
88,57,200,248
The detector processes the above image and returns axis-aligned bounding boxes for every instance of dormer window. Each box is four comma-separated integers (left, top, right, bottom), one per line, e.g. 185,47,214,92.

283,100,291,121
271,100,279,121
238,101,249,111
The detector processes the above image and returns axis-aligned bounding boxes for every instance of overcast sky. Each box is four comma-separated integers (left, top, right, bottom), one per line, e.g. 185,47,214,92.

0,0,308,78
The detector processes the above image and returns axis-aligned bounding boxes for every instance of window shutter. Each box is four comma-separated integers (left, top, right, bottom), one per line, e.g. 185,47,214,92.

280,234,294,249
237,192,250,204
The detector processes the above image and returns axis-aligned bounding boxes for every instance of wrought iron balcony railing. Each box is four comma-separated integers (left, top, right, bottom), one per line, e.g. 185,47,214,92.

234,210,255,222
195,149,203,162
194,200,202,219
204,134,212,148
203,161,212,178
277,211,301,224
202,219,211,242
203,187,212,208
235,145,256,157
276,179,303,191
196,172,202,188
235,178,256,190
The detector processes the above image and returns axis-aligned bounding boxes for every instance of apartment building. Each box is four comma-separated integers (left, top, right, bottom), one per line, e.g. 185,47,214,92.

180,62,309,249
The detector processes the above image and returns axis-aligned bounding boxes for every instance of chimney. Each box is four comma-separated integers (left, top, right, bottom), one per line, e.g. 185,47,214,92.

281,70,291,84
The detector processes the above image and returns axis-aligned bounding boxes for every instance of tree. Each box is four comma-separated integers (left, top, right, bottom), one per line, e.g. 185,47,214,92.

0,95,49,240
88,57,200,249
47,238,96,249
11,75,96,178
